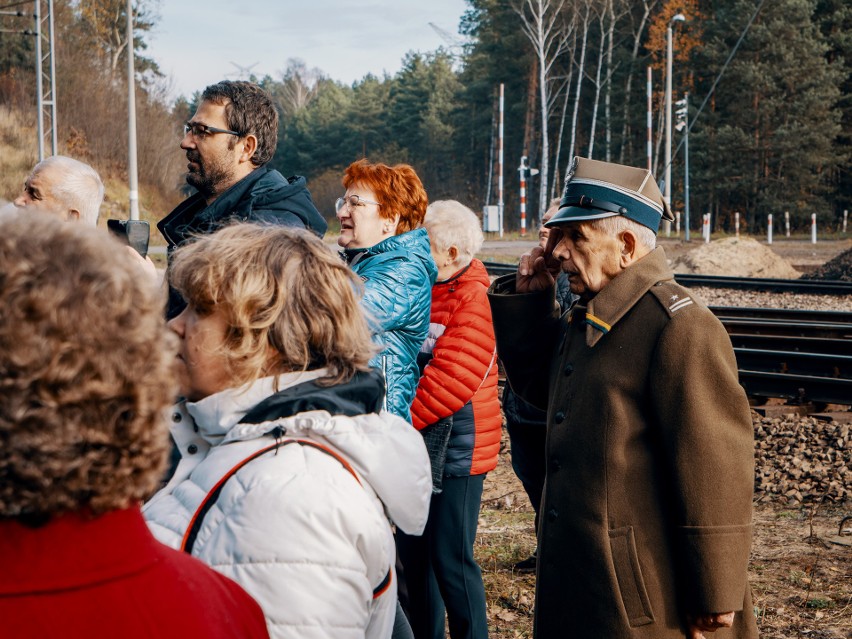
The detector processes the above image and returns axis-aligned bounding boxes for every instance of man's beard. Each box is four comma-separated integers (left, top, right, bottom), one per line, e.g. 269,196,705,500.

185,151,235,198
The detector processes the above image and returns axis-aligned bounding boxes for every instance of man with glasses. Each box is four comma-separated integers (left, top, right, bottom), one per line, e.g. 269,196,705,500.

158,80,326,318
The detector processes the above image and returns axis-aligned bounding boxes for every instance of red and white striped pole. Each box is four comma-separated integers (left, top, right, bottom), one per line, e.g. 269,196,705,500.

498,83,505,238
811,213,817,244
519,156,527,237
646,66,653,171
767,213,773,244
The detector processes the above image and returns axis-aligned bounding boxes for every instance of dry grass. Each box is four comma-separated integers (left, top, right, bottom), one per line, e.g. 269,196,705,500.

0,106,38,202
477,428,852,638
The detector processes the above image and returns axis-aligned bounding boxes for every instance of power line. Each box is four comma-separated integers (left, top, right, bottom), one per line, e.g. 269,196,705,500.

0,0,30,10
670,0,768,164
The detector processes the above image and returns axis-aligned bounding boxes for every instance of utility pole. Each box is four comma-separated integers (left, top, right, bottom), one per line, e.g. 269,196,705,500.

664,13,685,237
126,0,140,220
34,0,57,160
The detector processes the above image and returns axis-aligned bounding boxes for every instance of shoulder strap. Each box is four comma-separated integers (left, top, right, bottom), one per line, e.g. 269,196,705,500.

179,438,392,598
180,441,286,554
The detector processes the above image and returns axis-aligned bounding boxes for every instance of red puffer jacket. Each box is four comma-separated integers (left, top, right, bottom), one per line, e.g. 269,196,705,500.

411,258,502,477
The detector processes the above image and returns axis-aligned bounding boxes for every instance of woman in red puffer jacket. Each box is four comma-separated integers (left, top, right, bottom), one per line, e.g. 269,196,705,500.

398,200,502,639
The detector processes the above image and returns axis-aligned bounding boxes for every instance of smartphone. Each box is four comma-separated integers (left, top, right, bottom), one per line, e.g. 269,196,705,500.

107,219,150,258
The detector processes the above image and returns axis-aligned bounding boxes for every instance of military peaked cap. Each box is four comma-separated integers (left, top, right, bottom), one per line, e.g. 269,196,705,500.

546,157,674,234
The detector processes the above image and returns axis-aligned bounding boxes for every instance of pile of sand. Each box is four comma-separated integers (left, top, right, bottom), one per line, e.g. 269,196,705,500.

807,247,852,282
670,237,801,278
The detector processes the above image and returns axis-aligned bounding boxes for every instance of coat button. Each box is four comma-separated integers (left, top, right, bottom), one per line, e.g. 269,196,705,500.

563,363,574,376
547,508,559,521
187,444,198,454
172,412,182,423
554,410,566,422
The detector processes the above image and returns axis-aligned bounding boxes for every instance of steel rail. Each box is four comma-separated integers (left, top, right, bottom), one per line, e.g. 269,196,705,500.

675,273,852,295
728,334,852,357
481,262,852,296
738,370,851,406
733,348,851,380
482,262,852,404
710,306,852,325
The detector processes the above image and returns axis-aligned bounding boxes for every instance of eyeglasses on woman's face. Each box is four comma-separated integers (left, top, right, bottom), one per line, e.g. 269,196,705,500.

335,194,381,213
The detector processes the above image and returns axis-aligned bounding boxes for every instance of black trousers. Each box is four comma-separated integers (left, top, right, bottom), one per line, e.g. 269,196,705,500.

396,474,488,639
505,419,547,535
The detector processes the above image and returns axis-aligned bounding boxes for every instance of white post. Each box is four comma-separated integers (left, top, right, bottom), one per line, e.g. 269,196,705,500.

785,210,790,237
767,213,773,245
735,211,740,238
675,210,680,236
703,213,710,243
811,213,817,244
844,209,848,234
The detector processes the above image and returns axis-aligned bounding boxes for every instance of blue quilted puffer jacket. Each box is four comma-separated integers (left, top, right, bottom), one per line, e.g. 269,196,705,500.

343,228,437,423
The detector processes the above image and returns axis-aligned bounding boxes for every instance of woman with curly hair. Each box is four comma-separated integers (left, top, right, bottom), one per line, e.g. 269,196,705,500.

142,223,432,639
336,159,437,423
0,214,269,638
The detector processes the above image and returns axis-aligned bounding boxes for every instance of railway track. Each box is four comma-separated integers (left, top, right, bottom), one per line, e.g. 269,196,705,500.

482,262,852,406
481,261,852,296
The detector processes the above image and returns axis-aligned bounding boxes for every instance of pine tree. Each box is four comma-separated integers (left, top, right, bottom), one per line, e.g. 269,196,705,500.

691,0,843,231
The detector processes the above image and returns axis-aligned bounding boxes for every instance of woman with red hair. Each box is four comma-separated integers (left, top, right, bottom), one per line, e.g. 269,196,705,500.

337,159,437,423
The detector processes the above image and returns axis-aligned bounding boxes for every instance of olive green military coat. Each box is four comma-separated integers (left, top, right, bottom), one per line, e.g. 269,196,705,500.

488,248,757,639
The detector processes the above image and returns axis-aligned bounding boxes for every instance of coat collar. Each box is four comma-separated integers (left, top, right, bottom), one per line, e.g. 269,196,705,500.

581,247,673,347
186,369,329,445
0,507,161,595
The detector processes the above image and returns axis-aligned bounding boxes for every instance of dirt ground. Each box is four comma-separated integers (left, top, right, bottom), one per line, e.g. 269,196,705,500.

476,428,852,638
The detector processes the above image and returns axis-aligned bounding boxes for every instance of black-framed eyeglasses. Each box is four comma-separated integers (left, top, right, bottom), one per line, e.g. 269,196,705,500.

183,121,242,138
335,194,381,212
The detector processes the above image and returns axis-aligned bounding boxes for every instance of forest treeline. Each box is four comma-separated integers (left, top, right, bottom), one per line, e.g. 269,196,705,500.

0,0,849,233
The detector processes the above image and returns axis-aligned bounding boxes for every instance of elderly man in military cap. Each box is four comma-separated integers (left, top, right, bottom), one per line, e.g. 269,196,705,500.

488,157,756,639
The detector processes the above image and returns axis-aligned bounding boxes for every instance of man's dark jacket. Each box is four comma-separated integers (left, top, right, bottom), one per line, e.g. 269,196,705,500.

158,166,327,318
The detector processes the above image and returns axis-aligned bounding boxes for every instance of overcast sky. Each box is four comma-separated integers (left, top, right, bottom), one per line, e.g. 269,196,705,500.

149,0,469,100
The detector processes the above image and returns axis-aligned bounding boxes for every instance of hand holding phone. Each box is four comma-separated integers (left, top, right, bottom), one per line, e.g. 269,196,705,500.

107,219,150,258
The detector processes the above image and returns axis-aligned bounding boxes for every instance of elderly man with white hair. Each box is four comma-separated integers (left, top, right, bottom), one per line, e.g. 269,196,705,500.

489,157,757,639
14,155,105,226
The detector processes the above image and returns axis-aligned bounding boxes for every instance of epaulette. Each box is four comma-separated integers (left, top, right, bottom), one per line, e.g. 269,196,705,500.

648,279,696,318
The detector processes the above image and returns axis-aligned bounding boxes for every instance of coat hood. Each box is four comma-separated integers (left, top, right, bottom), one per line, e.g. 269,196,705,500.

158,166,327,247
186,369,431,535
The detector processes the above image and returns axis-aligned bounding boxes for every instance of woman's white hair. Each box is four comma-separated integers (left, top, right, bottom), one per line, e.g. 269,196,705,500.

590,215,657,251
424,200,484,269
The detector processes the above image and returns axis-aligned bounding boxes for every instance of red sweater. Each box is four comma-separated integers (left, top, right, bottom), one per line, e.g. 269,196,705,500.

0,506,269,638
411,258,502,476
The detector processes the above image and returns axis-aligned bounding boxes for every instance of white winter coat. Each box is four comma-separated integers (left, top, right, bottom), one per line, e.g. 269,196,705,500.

143,370,432,639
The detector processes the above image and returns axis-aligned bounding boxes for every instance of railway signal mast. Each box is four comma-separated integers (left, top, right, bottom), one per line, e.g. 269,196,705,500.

2,1,57,159
518,156,539,237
